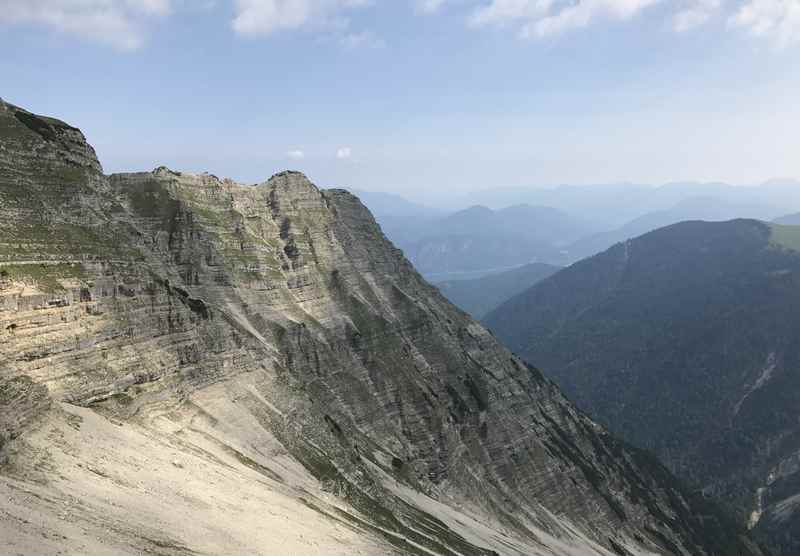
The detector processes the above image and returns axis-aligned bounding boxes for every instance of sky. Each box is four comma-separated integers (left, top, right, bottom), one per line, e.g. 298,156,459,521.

1,0,799,206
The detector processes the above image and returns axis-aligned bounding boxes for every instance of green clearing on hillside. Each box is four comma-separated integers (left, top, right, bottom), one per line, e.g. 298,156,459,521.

0,222,134,258
770,224,800,252
0,263,86,293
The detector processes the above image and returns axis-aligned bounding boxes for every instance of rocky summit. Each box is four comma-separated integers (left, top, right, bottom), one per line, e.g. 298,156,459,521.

0,101,763,555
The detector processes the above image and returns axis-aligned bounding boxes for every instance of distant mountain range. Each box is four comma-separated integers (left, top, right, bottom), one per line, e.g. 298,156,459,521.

357,182,800,278
349,189,446,250
466,180,800,229
485,218,800,555
564,196,782,261
774,212,800,225
405,204,592,279
435,262,560,318
355,197,592,279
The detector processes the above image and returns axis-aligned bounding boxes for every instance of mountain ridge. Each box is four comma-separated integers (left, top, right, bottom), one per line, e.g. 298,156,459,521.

484,218,800,554
0,99,765,556
399,203,590,278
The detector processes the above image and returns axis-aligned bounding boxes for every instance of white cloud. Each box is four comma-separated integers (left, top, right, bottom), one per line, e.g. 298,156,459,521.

470,0,662,38
730,0,800,48
336,146,352,159
469,0,554,28
415,0,448,14
468,0,800,44
340,29,385,47
132,0,172,16
231,0,372,37
673,0,722,31
287,149,306,159
0,0,172,50
4,0,799,50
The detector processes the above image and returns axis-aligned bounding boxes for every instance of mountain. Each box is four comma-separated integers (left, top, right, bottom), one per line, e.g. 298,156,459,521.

436,263,560,318
361,184,797,278
774,212,800,225
565,196,781,262
467,183,655,228
433,205,588,245
0,101,767,555
349,189,445,252
467,182,800,231
485,218,800,554
405,204,592,279
350,189,444,220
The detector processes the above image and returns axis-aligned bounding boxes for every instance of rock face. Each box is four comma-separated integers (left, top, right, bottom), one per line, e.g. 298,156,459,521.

484,219,800,555
0,101,764,556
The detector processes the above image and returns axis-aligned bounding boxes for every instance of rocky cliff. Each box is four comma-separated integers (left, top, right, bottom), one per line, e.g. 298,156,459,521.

0,100,764,556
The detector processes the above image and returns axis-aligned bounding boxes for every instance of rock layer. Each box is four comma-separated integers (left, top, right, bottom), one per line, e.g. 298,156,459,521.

0,100,763,555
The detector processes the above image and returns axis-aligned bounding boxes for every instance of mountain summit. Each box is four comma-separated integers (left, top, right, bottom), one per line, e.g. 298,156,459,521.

0,101,763,555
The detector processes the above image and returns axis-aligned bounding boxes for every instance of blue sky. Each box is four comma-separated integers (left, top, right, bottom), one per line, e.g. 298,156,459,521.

1,0,799,206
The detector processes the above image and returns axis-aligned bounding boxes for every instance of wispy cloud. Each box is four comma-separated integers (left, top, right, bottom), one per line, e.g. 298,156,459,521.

467,0,800,46
287,149,306,159
340,29,385,48
673,0,722,32
730,0,800,48
415,0,448,14
336,146,352,159
0,0,172,50
231,0,372,36
3,0,798,50
469,0,661,39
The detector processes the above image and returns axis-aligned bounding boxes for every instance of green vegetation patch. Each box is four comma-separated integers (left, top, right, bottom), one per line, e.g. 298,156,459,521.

13,111,60,142
769,224,800,253
0,262,86,293
127,179,179,218
0,166,92,209
0,221,138,259
0,117,30,141
1,110,65,143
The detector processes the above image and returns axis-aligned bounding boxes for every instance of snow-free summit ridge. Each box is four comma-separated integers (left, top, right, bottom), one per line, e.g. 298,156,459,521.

0,100,764,556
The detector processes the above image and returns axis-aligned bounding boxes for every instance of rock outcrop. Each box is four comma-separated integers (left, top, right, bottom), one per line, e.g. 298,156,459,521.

0,100,764,555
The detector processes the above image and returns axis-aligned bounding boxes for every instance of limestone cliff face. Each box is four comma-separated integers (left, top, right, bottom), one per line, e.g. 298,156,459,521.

0,101,763,556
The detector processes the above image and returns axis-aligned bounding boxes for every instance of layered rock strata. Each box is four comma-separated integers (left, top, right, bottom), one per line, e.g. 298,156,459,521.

0,100,762,556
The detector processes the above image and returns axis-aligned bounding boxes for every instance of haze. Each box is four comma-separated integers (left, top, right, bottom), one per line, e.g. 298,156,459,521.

1,0,799,208
7,2,800,555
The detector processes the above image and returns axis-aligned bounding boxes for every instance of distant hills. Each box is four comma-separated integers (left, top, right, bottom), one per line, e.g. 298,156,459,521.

467,181,800,229
564,196,781,261
348,189,445,251
435,262,560,318
405,204,591,279
484,219,800,554
355,197,592,279
356,182,800,278
774,212,800,225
